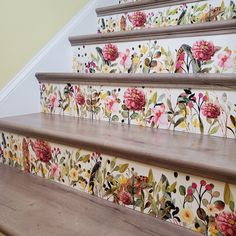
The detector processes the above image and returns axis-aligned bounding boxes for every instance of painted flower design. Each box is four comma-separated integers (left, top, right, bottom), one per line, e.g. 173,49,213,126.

102,44,119,61
129,11,147,27
215,212,236,236
192,40,216,61
180,208,195,225
75,93,85,106
69,168,79,182
105,96,119,113
119,191,132,205
34,139,52,163
124,88,146,111
50,163,60,178
202,102,221,119
150,104,168,127
218,50,234,69
48,93,58,110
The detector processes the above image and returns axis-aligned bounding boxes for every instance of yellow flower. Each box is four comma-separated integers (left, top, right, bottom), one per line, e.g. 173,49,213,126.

209,224,219,236
102,65,111,73
79,180,86,190
180,208,195,225
85,170,91,179
100,92,108,100
192,118,200,128
43,168,48,176
35,166,39,174
180,121,187,129
140,45,148,54
13,154,18,162
132,55,140,65
4,150,9,159
69,168,79,182
119,175,128,185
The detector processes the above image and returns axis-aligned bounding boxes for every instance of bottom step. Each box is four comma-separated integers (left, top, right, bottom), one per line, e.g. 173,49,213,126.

0,165,198,236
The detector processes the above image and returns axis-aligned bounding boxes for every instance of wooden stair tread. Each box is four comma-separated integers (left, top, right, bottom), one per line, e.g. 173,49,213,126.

96,0,203,16
69,20,236,46
0,113,235,184
36,72,236,89
0,164,199,236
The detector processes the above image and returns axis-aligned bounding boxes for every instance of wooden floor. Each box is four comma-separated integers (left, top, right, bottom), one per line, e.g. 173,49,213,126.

0,164,199,236
0,113,235,184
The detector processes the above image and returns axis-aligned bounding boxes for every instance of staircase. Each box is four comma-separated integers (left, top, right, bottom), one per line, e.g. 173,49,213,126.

0,0,236,235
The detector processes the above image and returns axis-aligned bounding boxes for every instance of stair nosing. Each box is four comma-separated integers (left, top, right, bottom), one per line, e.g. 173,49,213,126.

0,113,235,185
69,20,236,46
96,0,204,17
36,73,236,90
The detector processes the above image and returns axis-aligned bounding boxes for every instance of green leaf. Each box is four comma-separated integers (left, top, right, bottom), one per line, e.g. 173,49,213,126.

119,164,129,173
121,111,129,118
79,154,90,163
168,182,177,192
209,125,220,135
112,115,119,122
197,3,208,12
174,117,185,128
179,185,186,196
229,201,235,212
151,92,157,104
224,183,231,204
202,198,209,207
110,158,116,169
113,166,120,172
130,112,139,120
135,199,143,207
148,169,154,184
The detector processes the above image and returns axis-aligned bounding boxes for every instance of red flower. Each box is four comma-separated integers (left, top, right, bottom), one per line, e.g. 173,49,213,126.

200,180,207,186
192,40,216,61
119,191,132,205
124,88,146,111
192,182,197,189
205,184,214,191
75,93,85,106
129,11,147,27
102,44,119,61
187,187,193,196
202,102,221,119
216,212,236,236
34,139,52,163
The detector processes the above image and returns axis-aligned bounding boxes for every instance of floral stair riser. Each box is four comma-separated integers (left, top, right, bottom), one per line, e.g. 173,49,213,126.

98,0,236,33
40,83,236,139
0,132,235,236
72,34,236,74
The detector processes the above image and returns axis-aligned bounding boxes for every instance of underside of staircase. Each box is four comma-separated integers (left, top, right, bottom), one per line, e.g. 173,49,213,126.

1,0,236,235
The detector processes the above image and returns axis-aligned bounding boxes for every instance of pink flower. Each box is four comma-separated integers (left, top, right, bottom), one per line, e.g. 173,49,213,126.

192,40,216,61
187,187,193,196
50,163,60,178
218,50,234,69
200,180,207,186
216,212,236,236
48,93,58,110
202,102,221,119
192,183,197,189
120,49,132,68
129,11,147,27
124,88,146,111
175,51,185,70
205,184,214,191
34,140,52,163
105,96,119,113
102,44,119,61
119,191,132,205
75,93,85,106
150,104,168,126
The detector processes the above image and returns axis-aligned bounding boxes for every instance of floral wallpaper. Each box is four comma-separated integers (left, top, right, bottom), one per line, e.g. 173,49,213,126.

98,0,236,33
40,82,236,139
0,131,235,236
118,0,140,4
72,34,236,74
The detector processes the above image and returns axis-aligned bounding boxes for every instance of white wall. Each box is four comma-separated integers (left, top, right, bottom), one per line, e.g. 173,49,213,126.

0,0,117,118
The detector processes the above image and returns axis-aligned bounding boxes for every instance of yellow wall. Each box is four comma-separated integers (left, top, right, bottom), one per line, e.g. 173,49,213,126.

0,0,89,90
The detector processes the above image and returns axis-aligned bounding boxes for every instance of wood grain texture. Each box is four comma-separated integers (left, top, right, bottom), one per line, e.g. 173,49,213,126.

0,164,200,236
36,72,236,90
0,113,235,185
69,20,236,46
96,0,203,17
